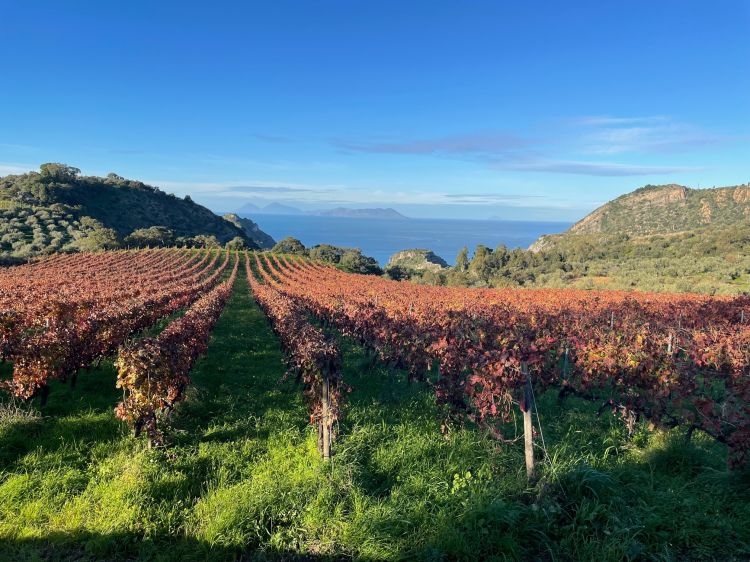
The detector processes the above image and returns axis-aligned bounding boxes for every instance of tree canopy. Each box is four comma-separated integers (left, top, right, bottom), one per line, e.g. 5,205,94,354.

39,163,81,182
272,237,307,255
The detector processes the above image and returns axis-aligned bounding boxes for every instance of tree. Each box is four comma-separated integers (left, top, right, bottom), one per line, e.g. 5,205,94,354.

71,227,120,252
309,244,344,263
455,246,469,271
124,226,175,248
39,163,81,182
225,236,247,250
70,216,120,251
79,216,105,230
191,235,221,249
418,269,446,286
339,250,383,275
469,245,491,280
272,236,307,255
28,181,51,204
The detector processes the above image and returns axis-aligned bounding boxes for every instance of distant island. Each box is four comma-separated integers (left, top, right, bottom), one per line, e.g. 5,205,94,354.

237,202,305,215
237,202,409,220
311,207,408,219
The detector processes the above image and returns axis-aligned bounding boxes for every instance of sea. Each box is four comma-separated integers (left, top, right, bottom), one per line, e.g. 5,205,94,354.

244,214,571,266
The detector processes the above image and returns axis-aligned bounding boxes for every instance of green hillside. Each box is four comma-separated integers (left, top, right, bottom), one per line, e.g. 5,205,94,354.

403,183,750,295
565,183,750,236
0,164,272,260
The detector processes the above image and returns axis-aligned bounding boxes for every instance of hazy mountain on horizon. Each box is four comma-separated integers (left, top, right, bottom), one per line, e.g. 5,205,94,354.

237,202,410,220
237,202,304,215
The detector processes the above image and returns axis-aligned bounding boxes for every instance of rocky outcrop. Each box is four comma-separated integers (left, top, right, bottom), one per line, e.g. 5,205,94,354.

566,183,749,236
529,182,750,251
386,249,448,272
222,213,276,249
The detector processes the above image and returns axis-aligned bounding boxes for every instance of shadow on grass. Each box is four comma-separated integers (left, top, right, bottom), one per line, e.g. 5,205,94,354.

0,532,357,562
0,412,123,471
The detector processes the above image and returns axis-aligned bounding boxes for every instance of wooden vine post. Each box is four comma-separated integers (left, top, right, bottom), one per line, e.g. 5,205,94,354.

320,369,332,460
520,361,535,481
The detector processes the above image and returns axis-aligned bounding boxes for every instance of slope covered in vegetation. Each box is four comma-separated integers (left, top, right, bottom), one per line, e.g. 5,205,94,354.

565,183,750,236
222,213,276,249
0,164,274,259
401,183,750,294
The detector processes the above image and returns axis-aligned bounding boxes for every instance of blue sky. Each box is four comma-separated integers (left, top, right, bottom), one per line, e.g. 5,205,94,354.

1,0,748,220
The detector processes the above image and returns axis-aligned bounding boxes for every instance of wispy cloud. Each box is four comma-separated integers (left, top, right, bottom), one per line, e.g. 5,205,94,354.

442,192,544,200
254,133,294,144
154,178,559,209
500,159,702,177
571,115,669,127
223,185,328,194
333,115,736,177
576,116,726,155
336,131,531,157
152,179,327,194
0,143,38,152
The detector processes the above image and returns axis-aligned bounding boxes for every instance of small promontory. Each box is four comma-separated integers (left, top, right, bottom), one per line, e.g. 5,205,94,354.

386,249,449,272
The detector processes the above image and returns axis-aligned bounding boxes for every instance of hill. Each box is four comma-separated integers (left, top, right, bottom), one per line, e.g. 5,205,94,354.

530,182,750,252
0,164,274,259
404,182,750,295
568,183,750,236
222,213,276,249
385,249,448,281
522,183,750,293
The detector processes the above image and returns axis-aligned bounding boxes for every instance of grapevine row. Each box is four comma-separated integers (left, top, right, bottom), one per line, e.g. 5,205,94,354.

114,255,239,445
246,253,343,458
1,249,230,400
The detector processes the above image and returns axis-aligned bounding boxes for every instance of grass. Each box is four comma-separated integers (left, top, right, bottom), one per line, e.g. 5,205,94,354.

0,267,749,560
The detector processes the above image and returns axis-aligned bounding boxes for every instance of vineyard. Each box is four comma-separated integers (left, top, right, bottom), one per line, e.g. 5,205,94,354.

255,254,750,471
0,249,748,560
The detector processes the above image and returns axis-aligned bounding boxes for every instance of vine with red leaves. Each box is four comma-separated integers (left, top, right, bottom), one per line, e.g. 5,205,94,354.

114,256,239,445
247,253,343,458
263,256,750,469
0,248,230,402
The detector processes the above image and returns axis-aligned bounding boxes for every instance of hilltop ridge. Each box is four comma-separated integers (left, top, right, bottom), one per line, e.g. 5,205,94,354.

569,183,750,236
530,182,750,253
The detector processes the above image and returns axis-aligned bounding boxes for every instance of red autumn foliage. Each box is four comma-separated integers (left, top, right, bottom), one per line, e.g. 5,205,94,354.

263,256,750,468
114,255,238,444
0,249,230,400
246,253,343,443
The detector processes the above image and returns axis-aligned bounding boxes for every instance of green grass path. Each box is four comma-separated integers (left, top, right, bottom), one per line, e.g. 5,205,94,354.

0,266,749,561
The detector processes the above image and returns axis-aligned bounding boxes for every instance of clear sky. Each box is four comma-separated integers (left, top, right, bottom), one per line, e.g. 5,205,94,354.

1,1,748,220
